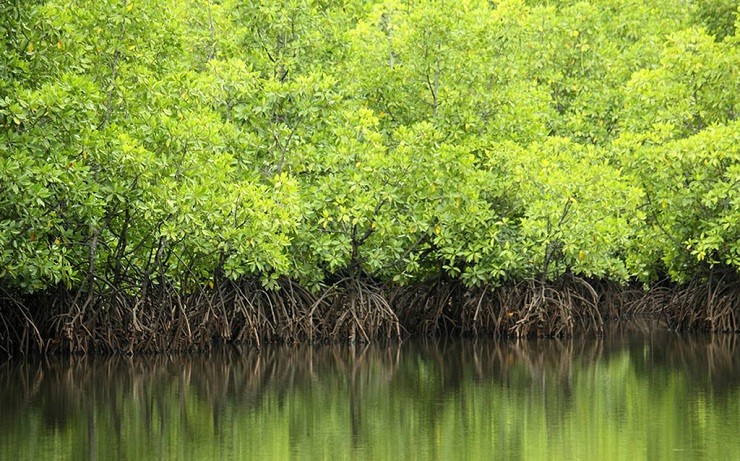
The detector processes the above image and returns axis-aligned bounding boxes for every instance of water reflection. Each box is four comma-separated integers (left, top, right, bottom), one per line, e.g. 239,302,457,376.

1,321,738,460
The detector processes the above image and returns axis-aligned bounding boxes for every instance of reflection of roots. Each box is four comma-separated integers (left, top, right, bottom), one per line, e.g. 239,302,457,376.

3,327,735,438
0,343,403,435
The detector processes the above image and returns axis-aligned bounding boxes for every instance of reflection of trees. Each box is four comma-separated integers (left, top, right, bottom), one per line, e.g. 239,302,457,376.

0,344,403,438
0,323,737,457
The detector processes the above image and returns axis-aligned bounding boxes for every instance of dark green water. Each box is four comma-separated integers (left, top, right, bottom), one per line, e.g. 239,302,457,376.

1,320,738,460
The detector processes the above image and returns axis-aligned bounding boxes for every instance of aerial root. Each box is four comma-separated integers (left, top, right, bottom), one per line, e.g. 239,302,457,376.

2,272,738,355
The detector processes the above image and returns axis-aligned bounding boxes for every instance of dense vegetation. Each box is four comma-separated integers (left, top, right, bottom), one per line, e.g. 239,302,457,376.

1,0,739,354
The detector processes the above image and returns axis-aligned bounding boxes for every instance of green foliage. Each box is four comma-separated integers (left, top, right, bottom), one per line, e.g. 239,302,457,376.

494,138,643,282
1,0,738,316
346,0,551,143
694,0,738,40
617,121,740,282
621,28,738,139
0,72,103,290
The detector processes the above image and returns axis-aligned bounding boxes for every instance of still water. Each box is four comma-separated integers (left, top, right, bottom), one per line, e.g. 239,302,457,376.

1,320,738,460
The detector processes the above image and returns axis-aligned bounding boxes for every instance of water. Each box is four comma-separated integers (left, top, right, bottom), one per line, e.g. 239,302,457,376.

1,320,738,460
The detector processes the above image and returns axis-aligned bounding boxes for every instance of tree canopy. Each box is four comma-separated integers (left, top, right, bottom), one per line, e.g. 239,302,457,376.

1,0,738,351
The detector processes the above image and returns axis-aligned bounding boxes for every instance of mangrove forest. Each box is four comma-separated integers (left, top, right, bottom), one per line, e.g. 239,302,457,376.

1,0,739,355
